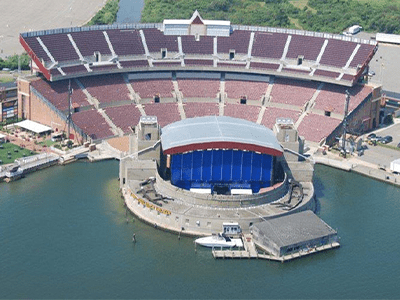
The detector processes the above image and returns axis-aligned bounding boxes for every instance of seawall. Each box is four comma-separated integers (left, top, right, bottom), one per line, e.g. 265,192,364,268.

314,155,400,187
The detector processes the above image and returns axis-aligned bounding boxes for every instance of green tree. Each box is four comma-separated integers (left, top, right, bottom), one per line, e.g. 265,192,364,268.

0,54,30,70
87,0,120,25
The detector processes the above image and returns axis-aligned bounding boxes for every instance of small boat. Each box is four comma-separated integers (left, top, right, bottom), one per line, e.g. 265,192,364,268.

195,233,243,248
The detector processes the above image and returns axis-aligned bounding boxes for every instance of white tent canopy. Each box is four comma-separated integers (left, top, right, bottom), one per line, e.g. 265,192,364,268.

15,120,52,134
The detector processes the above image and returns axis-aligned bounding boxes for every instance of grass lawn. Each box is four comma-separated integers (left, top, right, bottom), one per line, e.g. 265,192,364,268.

289,16,303,30
289,0,315,29
0,76,15,83
38,139,58,147
0,142,37,165
289,0,317,13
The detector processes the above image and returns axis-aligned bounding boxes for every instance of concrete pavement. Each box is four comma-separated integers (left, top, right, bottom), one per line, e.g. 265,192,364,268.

0,0,106,58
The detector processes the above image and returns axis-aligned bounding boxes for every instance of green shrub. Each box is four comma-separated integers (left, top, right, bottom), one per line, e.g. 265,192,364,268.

0,53,30,70
87,0,120,25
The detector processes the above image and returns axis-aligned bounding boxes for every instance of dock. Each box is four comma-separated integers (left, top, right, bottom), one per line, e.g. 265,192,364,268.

212,234,340,262
212,234,260,260
1,153,59,182
212,234,257,259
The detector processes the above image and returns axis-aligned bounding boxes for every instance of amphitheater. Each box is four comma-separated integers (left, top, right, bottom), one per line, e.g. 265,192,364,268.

16,12,381,245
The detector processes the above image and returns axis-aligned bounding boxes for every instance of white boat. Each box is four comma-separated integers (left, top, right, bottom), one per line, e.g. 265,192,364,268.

195,233,243,248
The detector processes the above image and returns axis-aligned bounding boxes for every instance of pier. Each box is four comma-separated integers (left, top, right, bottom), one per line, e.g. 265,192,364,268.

212,234,340,262
212,234,258,259
0,153,59,182
212,211,341,262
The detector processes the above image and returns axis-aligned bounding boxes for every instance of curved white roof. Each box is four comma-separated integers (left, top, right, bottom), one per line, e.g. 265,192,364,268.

161,116,283,156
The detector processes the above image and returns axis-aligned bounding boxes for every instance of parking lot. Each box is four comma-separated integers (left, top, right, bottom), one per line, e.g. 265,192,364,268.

358,121,400,168
368,121,400,146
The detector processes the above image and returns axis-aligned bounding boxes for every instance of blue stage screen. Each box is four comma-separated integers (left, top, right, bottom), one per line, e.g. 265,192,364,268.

202,150,212,182
170,149,274,193
222,150,233,181
192,151,203,182
212,150,223,181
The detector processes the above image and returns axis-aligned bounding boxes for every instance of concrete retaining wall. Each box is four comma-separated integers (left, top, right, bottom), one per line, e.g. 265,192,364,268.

123,181,316,237
154,171,289,208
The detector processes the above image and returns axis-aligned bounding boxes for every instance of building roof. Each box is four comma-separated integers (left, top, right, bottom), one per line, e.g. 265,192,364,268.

15,120,52,134
0,82,17,90
163,11,230,27
161,116,283,156
376,32,400,44
253,210,337,247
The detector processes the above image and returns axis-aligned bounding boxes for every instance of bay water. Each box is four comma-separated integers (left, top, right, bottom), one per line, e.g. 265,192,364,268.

0,160,399,298
116,0,145,23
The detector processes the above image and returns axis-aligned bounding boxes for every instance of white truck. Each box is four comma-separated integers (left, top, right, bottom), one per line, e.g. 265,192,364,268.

390,158,400,173
343,25,362,36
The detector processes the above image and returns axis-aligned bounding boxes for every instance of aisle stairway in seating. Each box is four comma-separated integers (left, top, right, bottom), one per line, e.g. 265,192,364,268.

76,75,129,137
98,109,124,136
219,79,225,116
295,82,324,128
74,78,100,109
256,77,274,124
173,79,186,120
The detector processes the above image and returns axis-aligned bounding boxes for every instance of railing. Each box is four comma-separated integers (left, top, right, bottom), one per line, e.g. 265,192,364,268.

15,153,58,165
21,23,163,38
231,25,377,45
22,23,376,46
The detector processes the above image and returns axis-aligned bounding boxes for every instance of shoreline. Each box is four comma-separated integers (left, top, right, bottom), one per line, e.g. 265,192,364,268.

2,138,399,187
313,154,400,187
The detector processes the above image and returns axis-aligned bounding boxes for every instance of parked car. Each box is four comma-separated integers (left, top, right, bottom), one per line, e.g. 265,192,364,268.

397,142,400,148
366,133,376,140
367,134,382,145
381,136,393,144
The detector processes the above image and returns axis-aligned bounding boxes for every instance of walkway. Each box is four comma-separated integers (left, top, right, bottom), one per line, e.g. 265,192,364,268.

311,146,400,187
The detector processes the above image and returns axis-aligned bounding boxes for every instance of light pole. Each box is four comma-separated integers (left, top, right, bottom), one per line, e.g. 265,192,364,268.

67,79,72,141
341,90,350,158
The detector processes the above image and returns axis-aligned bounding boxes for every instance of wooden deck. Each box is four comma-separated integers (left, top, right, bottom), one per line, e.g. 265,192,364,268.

212,234,260,259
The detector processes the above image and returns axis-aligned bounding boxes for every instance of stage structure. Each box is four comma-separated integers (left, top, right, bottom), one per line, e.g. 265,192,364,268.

120,116,317,236
161,116,283,194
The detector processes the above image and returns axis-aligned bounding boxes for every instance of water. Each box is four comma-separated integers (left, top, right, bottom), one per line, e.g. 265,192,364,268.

0,160,399,298
116,0,145,23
